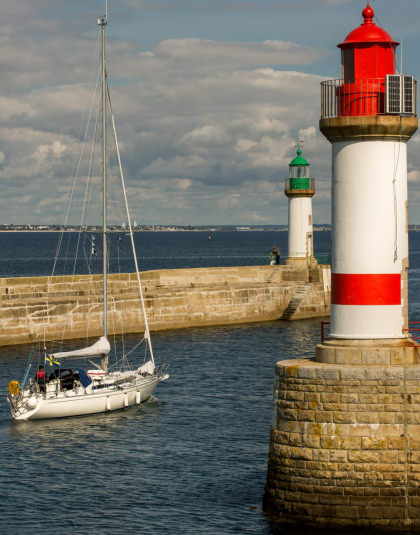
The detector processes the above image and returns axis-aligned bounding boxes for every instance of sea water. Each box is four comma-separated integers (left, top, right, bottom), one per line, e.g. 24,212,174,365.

0,231,419,534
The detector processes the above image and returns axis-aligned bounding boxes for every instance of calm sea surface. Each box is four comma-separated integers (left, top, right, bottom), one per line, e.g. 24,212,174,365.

1,230,420,534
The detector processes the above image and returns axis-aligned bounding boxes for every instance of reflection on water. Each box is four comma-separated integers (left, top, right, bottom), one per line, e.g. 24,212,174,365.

7,397,163,442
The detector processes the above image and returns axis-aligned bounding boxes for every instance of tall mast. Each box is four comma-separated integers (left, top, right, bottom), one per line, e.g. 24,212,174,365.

98,14,108,371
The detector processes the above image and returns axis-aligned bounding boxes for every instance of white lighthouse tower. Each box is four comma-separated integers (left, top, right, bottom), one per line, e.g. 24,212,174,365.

320,2,417,339
284,144,315,266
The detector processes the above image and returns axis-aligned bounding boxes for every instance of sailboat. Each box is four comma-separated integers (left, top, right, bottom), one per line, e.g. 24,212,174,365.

7,15,169,420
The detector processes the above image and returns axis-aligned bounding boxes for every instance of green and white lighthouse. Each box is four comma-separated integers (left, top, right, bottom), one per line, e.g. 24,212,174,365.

284,144,315,265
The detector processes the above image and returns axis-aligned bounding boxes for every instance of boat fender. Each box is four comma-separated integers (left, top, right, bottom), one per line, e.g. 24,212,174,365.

124,393,128,407
136,391,141,404
73,380,81,391
106,397,111,411
26,396,38,410
8,381,20,395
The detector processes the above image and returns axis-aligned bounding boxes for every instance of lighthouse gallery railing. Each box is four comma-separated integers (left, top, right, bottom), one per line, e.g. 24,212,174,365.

321,75,417,119
285,178,315,192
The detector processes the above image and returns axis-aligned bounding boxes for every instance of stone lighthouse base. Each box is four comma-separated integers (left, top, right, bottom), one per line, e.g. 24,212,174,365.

264,350,420,532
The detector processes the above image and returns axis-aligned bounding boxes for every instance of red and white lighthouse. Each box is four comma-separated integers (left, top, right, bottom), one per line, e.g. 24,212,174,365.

265,6,420,530
320,3,418,339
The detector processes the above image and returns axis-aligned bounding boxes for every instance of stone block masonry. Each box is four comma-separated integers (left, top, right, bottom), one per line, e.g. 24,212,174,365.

0,264,330,347
264,357,420,532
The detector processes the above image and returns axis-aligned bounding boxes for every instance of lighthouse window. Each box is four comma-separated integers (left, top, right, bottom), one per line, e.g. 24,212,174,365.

341,49,354,83
290,166,309,179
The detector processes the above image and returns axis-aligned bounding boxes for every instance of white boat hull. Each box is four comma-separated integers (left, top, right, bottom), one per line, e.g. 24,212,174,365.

9,373,168,421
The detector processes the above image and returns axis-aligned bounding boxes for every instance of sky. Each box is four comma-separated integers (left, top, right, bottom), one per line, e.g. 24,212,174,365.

1,0,420,226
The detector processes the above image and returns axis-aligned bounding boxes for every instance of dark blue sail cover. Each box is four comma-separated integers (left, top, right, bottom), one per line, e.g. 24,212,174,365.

77,369,92,388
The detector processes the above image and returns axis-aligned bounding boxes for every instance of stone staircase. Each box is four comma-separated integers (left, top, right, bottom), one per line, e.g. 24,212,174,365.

281,284,311,320
266,265,283,285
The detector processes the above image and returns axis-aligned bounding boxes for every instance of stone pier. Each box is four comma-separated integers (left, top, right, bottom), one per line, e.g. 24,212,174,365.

0,264,330,347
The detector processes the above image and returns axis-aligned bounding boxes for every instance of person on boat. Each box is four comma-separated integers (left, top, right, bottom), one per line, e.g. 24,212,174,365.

271,246,281,265
35,365,47,393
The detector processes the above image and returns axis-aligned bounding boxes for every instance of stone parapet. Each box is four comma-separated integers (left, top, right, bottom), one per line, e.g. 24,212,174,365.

265,358,420,531
320,115,418,143
285,189,315,198
284,257,318,267
0,264,330,346
317,339,420,365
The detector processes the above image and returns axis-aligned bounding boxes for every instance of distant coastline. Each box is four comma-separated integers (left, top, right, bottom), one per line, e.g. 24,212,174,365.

2,224,420,233
0,224,332,232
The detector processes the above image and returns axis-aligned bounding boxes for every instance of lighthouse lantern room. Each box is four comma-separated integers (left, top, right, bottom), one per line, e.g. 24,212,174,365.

322,3,416,118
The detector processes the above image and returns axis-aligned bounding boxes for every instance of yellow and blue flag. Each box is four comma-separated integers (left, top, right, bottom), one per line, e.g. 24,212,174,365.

46,355,60,367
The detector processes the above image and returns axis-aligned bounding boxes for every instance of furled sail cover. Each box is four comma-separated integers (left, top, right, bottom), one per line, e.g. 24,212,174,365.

138,360,155,375
50,336,111,360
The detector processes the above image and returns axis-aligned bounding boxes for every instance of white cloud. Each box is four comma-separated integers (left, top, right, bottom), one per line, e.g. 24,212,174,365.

150,38,326,68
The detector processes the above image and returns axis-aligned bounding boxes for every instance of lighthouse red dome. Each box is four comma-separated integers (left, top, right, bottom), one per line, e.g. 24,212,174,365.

338,3,398,49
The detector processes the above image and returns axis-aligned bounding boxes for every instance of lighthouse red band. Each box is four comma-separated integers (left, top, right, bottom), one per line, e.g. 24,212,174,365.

331,274,401,306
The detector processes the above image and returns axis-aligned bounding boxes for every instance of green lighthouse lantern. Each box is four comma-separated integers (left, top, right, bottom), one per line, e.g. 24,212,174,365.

286,148,314,194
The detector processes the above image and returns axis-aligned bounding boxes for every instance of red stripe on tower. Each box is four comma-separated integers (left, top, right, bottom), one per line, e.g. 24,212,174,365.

331,274,401,306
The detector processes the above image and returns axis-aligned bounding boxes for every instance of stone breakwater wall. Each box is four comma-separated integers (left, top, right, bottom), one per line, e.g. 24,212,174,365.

264,358,420,532
0,264,330,347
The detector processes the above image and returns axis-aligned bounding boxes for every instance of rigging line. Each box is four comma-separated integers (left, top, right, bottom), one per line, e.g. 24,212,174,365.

81,234,93,347
115,236,126,359
106,80,155,365
58,93,102,346
107,123,128,231
61,65,101,278
52,62,102,276
370,1,384,30
125,337,145,359
81,232,93,275
392,117,403,263
52,33,101,276
109,295,118,360
70,101,101,279
69,108,102,348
